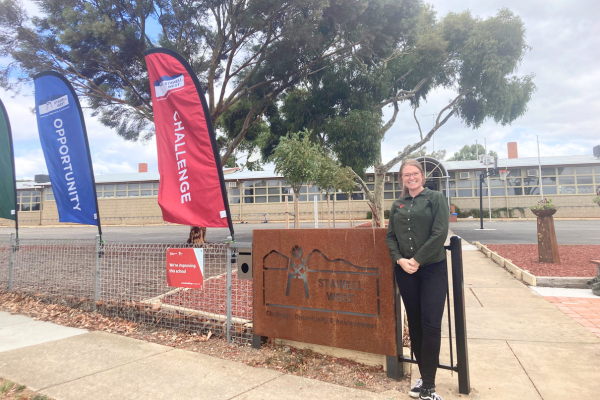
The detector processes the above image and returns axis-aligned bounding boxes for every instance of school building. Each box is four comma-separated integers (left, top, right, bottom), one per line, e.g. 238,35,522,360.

3,143,600,227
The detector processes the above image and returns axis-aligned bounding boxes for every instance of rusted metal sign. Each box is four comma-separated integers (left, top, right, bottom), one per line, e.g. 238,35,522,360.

253,229,397,356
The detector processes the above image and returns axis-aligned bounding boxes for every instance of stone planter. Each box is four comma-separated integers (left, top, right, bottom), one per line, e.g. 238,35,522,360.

531,208,560,263
531,209,557,217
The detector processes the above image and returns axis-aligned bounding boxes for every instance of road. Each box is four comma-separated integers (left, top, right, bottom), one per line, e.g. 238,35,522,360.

2,220,598,245
0,222,353,244
449,220,600,245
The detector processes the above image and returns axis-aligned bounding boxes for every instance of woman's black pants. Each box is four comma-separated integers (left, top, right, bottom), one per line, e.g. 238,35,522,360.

395,259,447,390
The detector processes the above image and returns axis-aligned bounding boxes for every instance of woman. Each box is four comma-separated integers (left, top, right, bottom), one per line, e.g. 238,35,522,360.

386,159,449,400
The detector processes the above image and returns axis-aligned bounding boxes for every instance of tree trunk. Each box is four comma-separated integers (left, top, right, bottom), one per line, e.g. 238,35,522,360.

327,194,331,228
332,193,336,228
187,226,206,243
373,163,386,227
294,194,299,228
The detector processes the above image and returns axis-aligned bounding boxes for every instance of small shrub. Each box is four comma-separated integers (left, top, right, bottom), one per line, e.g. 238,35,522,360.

593,196,600,206
530,198,557,211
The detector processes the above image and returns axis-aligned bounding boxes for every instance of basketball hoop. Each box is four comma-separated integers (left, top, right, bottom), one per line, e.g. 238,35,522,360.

498,169,509,180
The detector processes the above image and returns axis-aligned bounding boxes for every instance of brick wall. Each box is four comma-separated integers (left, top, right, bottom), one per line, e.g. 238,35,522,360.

2,194,598,228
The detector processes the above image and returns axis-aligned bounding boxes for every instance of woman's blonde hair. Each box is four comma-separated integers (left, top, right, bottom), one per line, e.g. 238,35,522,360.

399,159,426,197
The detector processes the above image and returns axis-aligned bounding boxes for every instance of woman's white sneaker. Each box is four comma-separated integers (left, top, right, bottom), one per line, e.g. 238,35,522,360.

408,378,423,398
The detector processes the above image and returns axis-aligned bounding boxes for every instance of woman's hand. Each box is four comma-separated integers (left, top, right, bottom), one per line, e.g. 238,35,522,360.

397,258,419,274
408,258,420,269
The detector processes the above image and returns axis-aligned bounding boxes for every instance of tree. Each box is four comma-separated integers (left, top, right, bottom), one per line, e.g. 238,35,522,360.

271,130,321,228
402,145,447,161
264,8,535,224
447,144,496,161
0,0,415,240
313,153,339,228
0,0,414,158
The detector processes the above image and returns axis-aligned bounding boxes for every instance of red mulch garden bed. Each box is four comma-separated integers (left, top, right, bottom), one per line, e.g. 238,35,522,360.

487,244,600,277
161,272,253,320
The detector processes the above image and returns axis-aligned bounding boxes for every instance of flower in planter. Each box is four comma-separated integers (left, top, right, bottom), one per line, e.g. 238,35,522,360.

530,198,557,211
594,186,600,206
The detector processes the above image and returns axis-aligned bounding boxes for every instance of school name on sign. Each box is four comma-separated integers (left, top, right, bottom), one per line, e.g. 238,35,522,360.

166,248,205,289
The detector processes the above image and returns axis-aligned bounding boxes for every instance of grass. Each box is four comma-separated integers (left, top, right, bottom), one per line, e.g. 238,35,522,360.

0,378,53,400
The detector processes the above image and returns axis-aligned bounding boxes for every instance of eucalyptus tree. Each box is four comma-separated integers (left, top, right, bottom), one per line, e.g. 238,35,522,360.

266,8,535,224
0,0,417,162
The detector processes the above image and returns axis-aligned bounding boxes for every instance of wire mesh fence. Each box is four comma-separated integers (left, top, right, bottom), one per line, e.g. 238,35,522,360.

0,235,11,291
0,236,252,344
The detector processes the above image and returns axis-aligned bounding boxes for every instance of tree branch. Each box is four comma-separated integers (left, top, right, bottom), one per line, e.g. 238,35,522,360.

413,106,423,141
351,169,375,204
382,91,468,171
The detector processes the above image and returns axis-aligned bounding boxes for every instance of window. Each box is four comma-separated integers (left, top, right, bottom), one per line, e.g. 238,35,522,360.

17,190,41,211
458,189,473,197
524,178,539,186
542,186,557,195
507,187,523,196
577,176,593,184
558,176,575,185
541,168,556,176
45,187,54,201
559,186,575,194
575,167,593,175
491,188,505,196
507,169,522,177
524,186,539,195
457,180,472,188
577,186,594,194
558,167,574,175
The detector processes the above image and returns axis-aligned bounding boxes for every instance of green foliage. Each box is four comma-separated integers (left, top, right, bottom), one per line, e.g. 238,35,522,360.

448,144,497,161
594,196,600,206
0,380,15,394
367,210,390,220
530,198,557,211
402,145,447,161
271,130,321,198
1,0,410,152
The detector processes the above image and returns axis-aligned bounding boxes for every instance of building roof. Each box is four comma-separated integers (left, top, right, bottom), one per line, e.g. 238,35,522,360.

17,154,600,191
223,169,279,181
442,155,600,171
16,182,45,190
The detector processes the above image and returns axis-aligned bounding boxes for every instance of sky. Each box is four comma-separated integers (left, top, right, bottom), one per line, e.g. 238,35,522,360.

2,0,599,179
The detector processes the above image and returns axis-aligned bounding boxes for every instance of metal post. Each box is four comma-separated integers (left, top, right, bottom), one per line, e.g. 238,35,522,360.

8,233,15,290
94,234,100,307
450,236,471,395
226,246,232,343
389,275,403,380
479,176,484,229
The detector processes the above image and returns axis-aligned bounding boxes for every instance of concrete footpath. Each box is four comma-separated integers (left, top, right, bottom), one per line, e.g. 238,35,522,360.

1,246,599,399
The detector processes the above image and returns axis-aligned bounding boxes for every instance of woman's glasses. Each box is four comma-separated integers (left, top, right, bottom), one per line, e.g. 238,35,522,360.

402,172,422,179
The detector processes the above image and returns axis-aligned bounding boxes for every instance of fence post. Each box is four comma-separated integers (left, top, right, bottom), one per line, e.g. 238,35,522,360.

226,246,232,343
8,233,15,290
94,234,100,308
450,236,470,395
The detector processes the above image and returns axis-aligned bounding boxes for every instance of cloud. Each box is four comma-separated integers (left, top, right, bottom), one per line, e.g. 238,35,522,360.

381,0,600,163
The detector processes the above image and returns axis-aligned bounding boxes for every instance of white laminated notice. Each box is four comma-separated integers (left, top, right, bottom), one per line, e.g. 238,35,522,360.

220,210,227,218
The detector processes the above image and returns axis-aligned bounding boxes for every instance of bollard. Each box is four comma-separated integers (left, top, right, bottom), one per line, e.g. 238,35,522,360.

450,236,471,395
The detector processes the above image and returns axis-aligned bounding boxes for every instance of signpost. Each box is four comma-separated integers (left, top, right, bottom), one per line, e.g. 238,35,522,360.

252,229,397,357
